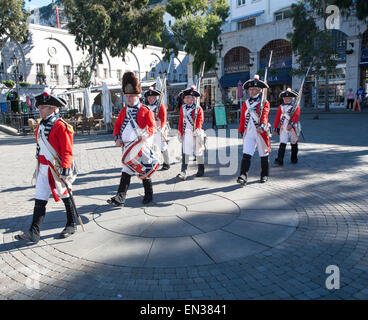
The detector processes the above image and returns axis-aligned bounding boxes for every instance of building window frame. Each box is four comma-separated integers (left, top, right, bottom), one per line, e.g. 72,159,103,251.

237,17,256,30
50,64,58,80
237,0,246,7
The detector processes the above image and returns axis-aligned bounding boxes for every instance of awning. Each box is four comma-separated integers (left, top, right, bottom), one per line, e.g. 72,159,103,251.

267,68,292,85
231,10,265,23
220,72,250,88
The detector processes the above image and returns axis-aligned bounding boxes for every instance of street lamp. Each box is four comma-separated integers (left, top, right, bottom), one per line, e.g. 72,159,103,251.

66,67,77,88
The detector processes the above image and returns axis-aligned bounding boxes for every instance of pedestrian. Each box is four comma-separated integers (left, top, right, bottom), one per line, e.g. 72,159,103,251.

144,87,171,170
273,88,300,166
346,88,355,110
354,86,366,112
237,75,271,186
176,86,205,181
107,72,157,207
16,90,78,244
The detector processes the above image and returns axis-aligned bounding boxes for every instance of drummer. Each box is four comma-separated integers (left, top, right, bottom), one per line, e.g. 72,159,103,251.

107,71,157,207
144,87,170,170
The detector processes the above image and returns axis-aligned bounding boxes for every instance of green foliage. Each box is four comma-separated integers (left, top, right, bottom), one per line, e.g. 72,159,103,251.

75,57,92,88
164,0,229,74
287,2,337,75
0,0,29,47
19,81,31,87
309,0,368,21
2,80,15,88
62,0,165,64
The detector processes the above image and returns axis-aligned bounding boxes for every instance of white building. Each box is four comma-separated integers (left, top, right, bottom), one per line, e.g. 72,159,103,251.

0,23,189,113
204,0,366,109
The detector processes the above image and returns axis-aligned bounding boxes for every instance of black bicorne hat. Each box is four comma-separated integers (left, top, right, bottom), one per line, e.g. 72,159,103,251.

243,75,269,90
35,90,67,108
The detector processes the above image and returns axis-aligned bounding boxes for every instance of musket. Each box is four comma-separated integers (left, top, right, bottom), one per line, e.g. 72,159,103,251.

194,61,206,131
258,51,273,125
52,159,85,232
290,64,313,141
157,56,174,142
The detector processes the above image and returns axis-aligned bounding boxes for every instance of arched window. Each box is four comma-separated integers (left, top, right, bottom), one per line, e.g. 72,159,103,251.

260,39,292,69
224,47,250,74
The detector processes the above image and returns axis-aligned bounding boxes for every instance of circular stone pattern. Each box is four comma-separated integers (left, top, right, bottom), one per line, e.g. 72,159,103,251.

45,190,299,268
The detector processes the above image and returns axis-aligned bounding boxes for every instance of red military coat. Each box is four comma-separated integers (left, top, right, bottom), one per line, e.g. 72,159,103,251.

114,104,156,138
238,100,270,151
273,105,301,129
178,105,204,135
35,119,74,168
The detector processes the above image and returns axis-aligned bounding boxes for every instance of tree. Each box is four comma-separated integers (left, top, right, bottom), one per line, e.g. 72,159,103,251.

319,0,368,21
62,0,165,85
0,0,29,51
164,0,229,75
287,1,339,115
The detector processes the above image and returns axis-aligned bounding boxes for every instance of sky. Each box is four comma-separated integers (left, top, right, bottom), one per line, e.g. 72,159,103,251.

24,0,53,10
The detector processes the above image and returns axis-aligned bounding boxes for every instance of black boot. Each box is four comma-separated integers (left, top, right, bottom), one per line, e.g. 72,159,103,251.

274,143,286,166
60,197,77,238
177,153,189,181
107,172,131,207
260,156,269,183
291,143,298,164
196,164,205,177
237,154,251,186
142,178,153,204
160,150,171,170
15,199,47,243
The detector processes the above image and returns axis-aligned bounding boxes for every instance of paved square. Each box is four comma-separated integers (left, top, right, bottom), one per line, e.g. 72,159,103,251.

1,111,368,299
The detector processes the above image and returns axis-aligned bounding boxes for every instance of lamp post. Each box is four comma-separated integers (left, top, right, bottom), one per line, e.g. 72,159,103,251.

11,53,21,113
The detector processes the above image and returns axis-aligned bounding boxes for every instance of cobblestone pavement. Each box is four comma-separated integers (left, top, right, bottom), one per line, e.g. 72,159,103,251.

1,111,368,300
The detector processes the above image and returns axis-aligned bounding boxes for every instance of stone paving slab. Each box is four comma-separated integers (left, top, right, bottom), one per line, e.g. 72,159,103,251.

144,237,213,267
239,209,299,228
193,230,268,263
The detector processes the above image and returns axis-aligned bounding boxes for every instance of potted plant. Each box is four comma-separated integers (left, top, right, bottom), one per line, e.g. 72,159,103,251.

36,72,46,85
2,80,15,88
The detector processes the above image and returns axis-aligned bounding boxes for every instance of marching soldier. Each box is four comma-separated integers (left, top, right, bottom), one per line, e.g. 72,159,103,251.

177,86,205,181
237,75,271,186
16,90,78,243
107,72,157,207
273,88,300,165
144,87,171,170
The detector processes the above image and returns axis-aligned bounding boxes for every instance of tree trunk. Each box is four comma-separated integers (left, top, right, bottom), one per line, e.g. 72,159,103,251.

314,74,319,120
214,72,226,104
324,70,330,112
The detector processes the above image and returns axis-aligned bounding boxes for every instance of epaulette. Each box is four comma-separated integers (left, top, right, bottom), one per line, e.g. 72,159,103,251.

59,118,74,134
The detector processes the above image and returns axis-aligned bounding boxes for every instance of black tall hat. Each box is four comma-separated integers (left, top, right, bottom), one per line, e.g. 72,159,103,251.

279,88,298,98
144,86,161,98
182,86,200,97
242,75,269,90
35,90,67,108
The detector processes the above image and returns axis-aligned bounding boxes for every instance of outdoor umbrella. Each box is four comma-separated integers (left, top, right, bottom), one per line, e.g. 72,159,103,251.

84,87,93,118
102,81,112,124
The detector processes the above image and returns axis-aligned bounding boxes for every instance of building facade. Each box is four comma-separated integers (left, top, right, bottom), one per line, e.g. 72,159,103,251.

0,23,189,112
207,0,366,109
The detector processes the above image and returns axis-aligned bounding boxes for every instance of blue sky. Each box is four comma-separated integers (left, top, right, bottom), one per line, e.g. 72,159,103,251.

24,0,53,10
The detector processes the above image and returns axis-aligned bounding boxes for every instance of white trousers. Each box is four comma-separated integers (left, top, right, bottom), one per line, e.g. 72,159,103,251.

243,126,268,157
35,164,70,201
280,127,298,144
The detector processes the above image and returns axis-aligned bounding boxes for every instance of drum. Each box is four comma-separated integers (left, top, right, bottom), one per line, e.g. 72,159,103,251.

122,139,159,180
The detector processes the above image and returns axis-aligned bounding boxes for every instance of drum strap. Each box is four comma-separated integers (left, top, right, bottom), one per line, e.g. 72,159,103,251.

120,107,139,134
36,114,59,158
183,104,195,132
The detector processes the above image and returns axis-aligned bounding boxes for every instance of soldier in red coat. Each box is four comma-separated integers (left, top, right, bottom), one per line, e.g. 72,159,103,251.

237,75,271,186
176,86,205,181
144,87,170,170
16,90,78,244
273,88,300,165
107,72,157,207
